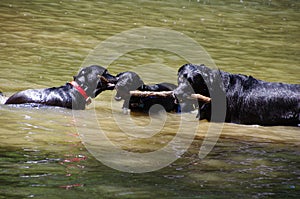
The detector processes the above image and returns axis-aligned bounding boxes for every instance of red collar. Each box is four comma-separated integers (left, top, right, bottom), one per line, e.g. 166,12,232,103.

69,81,92,105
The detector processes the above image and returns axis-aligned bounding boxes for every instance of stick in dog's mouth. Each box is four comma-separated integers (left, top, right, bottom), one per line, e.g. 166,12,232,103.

98,75,116,88
98,75,109,83
129,90,211,103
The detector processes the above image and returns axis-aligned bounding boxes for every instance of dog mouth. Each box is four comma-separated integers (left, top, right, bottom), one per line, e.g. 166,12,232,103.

114,96,122,101
172,92,180,104
114,88,131,102
106,82,116,89
173,90,190,104
93,74,117,97
98,75,117,90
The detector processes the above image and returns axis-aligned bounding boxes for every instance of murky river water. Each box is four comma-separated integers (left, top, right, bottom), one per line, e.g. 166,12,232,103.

0,0,299,198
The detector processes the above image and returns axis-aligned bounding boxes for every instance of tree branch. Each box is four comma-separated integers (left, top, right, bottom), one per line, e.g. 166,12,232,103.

129,90,211,103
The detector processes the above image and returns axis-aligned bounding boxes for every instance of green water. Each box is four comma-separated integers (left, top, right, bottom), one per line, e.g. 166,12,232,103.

0,0,299,198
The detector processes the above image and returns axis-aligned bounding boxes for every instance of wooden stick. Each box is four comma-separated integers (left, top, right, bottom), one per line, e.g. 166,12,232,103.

129,90,211,103
98,75,109,83
190,94,211,103
129,90,173,97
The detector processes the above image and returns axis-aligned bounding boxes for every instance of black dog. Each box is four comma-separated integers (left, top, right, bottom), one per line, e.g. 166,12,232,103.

5,65,117,110
173,64,300,126
114,71,196,114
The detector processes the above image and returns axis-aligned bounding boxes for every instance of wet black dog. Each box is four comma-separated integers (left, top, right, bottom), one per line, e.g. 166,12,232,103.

173,64,300,126
114,71,196,114
5,65,117,110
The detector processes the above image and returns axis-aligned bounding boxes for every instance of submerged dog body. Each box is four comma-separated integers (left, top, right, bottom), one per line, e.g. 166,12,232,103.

174,64,300,126
5,65,117,110
114,71,194,113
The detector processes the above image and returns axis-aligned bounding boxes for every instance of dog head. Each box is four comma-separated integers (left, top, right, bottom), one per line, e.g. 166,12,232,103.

114,71,144,101
173,64,211,101
73,65,117,98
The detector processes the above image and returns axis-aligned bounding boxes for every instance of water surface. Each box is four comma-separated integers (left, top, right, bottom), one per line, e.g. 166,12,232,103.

0,0,299,198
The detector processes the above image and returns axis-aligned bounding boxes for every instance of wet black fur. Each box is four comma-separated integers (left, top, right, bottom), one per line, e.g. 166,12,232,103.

173,64,300,126
115,71,194,113
5,65,117,110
